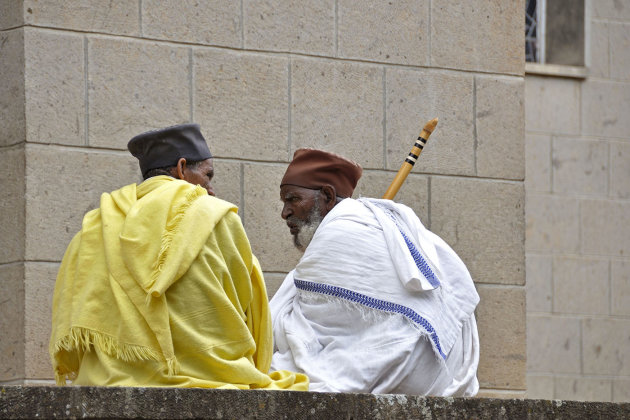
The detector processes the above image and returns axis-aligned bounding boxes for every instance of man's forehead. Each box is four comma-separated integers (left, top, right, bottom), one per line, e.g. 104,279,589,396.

192,158,213,170
280,184,316,197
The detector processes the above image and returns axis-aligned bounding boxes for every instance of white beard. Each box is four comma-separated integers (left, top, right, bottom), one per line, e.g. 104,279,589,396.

290,202,324,252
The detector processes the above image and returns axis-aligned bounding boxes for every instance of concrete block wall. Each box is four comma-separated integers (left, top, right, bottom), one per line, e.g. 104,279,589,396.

525,1,630,402
0,0,526,397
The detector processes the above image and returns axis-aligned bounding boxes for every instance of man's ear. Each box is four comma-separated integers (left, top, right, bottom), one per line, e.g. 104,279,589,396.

174,158,187,180
320,185,337,212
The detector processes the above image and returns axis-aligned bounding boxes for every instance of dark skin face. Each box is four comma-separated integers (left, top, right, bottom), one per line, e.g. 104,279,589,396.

171,157,215,196
280,184,337,234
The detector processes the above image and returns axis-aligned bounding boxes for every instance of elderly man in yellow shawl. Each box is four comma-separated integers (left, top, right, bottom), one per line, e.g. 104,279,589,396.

49,124,308,390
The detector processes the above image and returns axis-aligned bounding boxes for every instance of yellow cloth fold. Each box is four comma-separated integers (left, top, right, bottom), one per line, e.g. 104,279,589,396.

49,176,308,390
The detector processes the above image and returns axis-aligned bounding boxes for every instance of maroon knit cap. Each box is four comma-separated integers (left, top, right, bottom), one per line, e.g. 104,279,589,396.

281,148,362,198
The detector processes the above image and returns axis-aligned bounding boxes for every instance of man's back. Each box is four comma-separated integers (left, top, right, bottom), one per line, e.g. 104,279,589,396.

50,176,307,389
271,197,479,395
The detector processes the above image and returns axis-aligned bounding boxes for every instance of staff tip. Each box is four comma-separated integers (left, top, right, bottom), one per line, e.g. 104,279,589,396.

424,117,438,133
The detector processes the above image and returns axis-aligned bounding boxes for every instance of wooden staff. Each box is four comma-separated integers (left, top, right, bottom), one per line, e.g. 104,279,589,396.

382,118,438,200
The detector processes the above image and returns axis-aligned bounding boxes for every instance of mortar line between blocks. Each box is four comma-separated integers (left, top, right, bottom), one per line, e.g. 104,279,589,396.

287,57,292,160
15,24,530,79
240,163,245,221
138,0,143,37
240,0,245,49
84,36,89,146
472,76,477,175
22,260,61,265
578,198,582,256
427,176,432,229
0,143,26,151
0,261,24,268
608,259,612,317
578,78,582,134
382,67,387,169
608,23,612,79
189,48,194,122
550,254,555,313
528,312,630,321
550,135,555,192
609,380,613,402
334,0,339,57
606,140,611,198
579,319,584,375
428,0,432,66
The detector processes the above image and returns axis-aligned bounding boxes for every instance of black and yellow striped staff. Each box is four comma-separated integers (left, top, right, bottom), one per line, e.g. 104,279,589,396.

382,118,438,200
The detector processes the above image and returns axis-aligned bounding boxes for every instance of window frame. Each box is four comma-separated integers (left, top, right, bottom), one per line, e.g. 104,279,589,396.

525,0,590,79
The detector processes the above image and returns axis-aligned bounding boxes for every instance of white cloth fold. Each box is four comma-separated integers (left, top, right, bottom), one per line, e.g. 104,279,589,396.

270,198,480,395
360,198,441,292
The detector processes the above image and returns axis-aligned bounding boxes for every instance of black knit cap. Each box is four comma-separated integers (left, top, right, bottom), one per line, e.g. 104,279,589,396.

127,123,212,176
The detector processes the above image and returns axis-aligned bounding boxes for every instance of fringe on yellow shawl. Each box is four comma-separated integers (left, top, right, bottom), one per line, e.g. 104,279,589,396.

146,185,207,304
51,327,164,385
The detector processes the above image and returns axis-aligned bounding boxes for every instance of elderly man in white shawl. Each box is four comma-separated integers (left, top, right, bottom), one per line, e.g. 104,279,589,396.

270,148,480,396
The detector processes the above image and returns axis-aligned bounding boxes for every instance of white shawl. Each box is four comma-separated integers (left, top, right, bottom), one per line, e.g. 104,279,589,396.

270,198,480,395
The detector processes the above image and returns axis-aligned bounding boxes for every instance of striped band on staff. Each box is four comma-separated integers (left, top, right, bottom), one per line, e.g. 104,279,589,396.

405,151,419,165
415,136,427,150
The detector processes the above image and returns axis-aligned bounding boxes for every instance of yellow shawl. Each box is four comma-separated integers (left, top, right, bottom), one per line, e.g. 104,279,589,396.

49,176,307,389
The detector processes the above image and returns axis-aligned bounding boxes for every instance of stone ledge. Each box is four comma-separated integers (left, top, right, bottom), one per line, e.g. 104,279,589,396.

1,386,629,419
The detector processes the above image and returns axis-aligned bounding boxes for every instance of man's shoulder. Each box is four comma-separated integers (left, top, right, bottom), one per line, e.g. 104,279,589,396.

137,178,241,231
195,194,238,216
190,194,244,233
142,177,237,217
327,197,369,218
321,198,377,229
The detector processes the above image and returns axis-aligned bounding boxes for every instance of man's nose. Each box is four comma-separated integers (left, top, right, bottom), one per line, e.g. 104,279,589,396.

206,184,216,196
281,203,291,220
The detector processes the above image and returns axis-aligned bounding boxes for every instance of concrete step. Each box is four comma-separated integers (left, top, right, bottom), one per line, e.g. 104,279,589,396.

1,385,629,419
